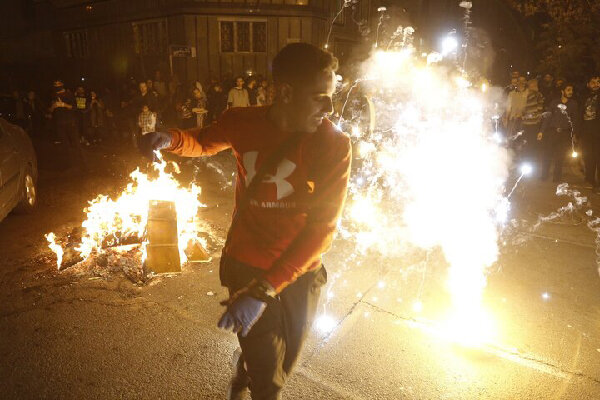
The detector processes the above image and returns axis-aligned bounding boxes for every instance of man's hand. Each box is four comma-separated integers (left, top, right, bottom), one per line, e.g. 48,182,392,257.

537,132,543,141
218,295,266,337
218,279,275,337
138,131,172,160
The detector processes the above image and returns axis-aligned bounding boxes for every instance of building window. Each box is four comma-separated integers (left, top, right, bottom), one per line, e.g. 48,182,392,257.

220,22,234,52
220,20,267,53
253,22,267,52
133,19,168,56
64,30,89,58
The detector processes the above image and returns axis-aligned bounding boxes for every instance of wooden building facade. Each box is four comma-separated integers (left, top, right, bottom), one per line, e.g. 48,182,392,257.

5,0,375,85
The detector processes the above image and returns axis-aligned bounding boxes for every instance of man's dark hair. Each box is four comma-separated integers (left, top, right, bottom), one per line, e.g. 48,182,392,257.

562,82,574,91
589,74,600,81
272,42,338,86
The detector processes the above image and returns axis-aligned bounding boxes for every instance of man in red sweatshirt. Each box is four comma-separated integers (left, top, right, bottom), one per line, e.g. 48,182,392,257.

140,43,351,399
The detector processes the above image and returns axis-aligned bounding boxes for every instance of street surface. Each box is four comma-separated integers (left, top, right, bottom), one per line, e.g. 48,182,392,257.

1,140,600,399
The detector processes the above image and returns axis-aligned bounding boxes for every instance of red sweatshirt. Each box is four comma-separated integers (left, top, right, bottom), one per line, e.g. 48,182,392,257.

167,106,351,293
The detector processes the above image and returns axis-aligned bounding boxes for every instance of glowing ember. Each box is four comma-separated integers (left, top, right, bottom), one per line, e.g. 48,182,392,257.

46,153,208,271
520,163,533,176
314,315,337,334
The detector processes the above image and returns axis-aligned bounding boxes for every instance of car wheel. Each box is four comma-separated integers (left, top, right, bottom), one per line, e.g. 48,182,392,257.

15,169,37,214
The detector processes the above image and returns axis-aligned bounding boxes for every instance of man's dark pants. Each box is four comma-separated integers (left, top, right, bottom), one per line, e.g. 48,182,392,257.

542,129,569,182
582,120,600,186
220,257,327,400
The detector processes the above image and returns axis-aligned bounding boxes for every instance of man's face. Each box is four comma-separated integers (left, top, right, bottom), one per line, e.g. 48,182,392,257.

510,78,518,86
556,79,564,88
527,80,538,92
139,82,147,94
193,88,202,99
236,78,244,88
511,71,519,79
588,77,600,91
563,86,573,98
517,77,526,89
76,87,84,95
543,74,553,84
288,69,335,133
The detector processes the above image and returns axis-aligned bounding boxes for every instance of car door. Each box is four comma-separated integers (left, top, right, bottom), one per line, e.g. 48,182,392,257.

0,123,21,218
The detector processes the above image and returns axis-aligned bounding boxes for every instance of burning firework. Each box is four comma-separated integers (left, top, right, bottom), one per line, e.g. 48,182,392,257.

46,153,211,276
328,26,511,346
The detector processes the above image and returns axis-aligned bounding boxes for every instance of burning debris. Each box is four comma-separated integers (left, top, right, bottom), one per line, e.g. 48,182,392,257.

46,154,213,283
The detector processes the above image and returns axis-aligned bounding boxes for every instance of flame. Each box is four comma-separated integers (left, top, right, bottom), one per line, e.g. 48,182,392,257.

46,153,207,270
45,232,63,269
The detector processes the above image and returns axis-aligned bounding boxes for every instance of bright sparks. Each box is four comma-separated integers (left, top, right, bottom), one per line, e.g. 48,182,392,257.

520,163,533,176
340,31,509,346
314,315,337,335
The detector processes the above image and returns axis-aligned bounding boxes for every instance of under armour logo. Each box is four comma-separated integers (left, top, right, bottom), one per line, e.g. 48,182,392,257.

243,151,296,200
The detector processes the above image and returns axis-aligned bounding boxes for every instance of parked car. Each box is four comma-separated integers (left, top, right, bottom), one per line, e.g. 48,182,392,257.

0,117,38,221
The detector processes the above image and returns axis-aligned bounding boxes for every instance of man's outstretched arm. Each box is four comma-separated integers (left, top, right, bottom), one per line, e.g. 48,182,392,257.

139,109,235,158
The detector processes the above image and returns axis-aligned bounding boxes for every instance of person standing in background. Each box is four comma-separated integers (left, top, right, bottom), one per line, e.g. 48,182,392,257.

49,80,86,170
23,90,44,137
540,84,579,182
207,81,228,123
88,90,105,144
153,70,168,98
74,86,89,144
138,103,157,138
505,76,528,139
246,77,258,106
228,76,250,108
191,86,207,128
521,78,545,164
581,75,600,191
256,79,270,106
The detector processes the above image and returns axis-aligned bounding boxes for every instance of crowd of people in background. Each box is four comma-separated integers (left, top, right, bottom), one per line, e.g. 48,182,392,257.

4,67,600,191
504,71,600,191
2,70,275,169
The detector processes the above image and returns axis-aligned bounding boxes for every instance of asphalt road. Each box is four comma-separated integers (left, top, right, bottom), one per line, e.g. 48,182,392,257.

1,141,599,399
